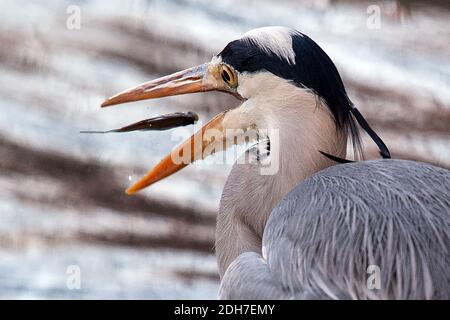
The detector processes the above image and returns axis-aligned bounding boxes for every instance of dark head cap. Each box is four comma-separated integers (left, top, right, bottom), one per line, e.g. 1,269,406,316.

218,27,354,129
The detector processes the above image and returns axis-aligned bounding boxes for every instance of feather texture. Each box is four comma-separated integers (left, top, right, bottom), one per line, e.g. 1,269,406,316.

219,160,450,299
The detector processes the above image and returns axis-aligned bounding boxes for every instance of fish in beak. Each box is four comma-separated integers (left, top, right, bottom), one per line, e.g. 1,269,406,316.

81,112,199,134
101,61,253,195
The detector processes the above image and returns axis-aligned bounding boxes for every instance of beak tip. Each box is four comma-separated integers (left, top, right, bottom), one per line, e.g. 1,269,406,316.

126,182,144,195
101,99,113,108
125,188,136,196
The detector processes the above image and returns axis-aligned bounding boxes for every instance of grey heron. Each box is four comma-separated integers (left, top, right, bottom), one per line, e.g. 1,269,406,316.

101,27,450,299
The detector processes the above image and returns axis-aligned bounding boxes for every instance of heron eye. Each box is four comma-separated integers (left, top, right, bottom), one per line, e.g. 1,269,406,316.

220,65,237,87
222,70,231,83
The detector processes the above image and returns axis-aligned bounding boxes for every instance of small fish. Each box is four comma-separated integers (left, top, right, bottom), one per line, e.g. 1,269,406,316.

81,111,199,134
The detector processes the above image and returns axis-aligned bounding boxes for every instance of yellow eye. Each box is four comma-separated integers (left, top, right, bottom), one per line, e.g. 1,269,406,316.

220,64,237,87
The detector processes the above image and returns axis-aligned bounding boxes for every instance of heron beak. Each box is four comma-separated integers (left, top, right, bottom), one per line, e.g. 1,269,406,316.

100,61,247,195
125,106,257,194
101,63,220,107
125,111,231,195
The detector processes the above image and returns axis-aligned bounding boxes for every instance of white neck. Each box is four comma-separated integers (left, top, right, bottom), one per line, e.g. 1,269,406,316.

215,74,347,277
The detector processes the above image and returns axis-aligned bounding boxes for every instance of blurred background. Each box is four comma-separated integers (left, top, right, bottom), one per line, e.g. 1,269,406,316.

0,0,449,299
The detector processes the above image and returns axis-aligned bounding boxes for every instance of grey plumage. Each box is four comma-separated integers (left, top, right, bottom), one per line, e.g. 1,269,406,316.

100,25,450,300
219,159,450,299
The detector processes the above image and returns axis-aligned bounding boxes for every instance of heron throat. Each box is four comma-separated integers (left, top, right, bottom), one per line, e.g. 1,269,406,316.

216,76,348,277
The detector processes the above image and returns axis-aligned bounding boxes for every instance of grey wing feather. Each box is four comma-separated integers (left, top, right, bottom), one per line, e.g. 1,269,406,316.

220,159,450,299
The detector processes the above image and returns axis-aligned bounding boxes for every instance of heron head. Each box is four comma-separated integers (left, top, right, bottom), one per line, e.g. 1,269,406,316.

101,26,360,194
103,26,352,123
